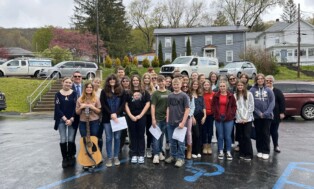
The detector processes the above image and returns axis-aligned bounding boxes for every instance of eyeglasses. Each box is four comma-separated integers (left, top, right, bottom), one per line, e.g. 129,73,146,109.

73,75,81,78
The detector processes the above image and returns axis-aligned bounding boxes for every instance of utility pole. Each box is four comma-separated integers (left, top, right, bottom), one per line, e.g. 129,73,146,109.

297,3,300,78
96,0,100,69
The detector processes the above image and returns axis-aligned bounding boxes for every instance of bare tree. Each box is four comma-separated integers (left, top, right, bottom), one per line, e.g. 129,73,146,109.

218,0,284,27
281,0,297,23
151,4,167,28
184,0,206,27
164,0,186,28
128,0,154,51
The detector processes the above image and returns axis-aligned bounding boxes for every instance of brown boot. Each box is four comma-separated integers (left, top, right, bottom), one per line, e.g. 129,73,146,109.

186,145,192,159
203,144,208,154
207,144,212,155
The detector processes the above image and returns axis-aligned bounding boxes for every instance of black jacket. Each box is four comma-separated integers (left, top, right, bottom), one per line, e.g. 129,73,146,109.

272,87,286,122
100,90,127,123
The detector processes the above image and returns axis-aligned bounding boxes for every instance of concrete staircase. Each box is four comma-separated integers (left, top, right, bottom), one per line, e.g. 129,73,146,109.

32,81,62,112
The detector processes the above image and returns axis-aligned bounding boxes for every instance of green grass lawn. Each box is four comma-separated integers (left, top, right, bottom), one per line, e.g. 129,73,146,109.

0,66,312,113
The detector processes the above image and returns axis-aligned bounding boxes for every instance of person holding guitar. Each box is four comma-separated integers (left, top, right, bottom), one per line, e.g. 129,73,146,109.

100,74,127,167
76,82,102,169
54,77,77,168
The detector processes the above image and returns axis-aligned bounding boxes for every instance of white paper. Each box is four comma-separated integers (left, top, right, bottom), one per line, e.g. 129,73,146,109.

149,125,162,140
110,117,128,132
172,127,187,143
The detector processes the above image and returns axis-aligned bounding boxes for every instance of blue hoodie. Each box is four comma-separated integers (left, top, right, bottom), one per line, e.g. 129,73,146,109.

249,84,275,119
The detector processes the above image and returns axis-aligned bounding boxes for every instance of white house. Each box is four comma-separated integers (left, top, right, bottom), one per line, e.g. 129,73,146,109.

246,20,314,65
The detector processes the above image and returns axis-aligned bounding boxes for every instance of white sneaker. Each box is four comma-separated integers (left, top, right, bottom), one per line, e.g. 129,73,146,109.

146,149,152,158
262,154,269,160
226,152,233,161
138,156,145,164
257,153,263,158
153,155,159,164
197,154,201,158
192,154,197,159
131,156,138,163
159,153,165,161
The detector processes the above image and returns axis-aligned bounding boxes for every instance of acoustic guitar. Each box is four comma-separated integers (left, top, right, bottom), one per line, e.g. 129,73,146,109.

77,107,102,167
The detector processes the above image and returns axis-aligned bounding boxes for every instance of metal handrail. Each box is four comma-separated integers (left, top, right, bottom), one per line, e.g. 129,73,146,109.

27,74,58,112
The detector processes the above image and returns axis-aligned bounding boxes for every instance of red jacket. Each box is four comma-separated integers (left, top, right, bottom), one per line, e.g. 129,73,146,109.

211,91,237,121
203,91,215,115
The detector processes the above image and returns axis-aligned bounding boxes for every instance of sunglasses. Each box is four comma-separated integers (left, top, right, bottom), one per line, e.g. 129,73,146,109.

229,78,236,81
73,75,81,78
182,86,188,88
266,80,273,83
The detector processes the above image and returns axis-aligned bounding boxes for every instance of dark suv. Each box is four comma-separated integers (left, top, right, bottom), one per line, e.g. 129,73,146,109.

0,91,6,111
274,81,314,120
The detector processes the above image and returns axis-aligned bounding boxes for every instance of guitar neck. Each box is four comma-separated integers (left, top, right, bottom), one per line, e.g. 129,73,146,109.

86,116,91,141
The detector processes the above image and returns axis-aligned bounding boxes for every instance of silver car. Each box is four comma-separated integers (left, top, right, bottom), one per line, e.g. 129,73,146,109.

218,61,257,79
39,61,98,79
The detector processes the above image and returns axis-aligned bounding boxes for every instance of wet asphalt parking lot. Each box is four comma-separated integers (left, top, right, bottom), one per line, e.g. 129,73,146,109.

0,113,313,189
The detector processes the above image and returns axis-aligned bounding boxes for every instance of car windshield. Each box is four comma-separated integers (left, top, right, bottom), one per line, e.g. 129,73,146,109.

171,57,193,64
224,63,242,68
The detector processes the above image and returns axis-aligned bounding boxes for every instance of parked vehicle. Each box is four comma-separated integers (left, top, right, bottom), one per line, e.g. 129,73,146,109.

274,81,314,120
39,61,98,79
159,56,219,77
0,91,6,111
218,61,257,79
0,58,52,77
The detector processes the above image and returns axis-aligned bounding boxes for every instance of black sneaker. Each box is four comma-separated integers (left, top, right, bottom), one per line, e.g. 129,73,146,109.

274,146,281,153
243,156,252,161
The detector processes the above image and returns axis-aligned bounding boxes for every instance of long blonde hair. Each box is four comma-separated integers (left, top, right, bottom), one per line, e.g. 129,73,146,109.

141,72,155,94
79,82,97,103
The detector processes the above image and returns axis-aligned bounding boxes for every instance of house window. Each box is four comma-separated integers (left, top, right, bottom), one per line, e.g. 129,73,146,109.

185,36,192,47
274,50,280,57
275,37,280,44
309,48,314,56
165,37,171,48
165,53,171,62
205,35,212,45
300,49,306,56
226,51,233,62
226,34,233,45
287,50,293,57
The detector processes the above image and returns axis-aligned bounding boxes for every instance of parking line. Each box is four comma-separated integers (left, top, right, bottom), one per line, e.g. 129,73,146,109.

273,162,314,189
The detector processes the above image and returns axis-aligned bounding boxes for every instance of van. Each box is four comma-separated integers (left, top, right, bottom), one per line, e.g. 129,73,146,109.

39,61,98,79
159,56,219,78
0,58,52,77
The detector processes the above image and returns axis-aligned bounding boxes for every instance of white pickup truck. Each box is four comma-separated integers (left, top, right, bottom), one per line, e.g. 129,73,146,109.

0,58,52,77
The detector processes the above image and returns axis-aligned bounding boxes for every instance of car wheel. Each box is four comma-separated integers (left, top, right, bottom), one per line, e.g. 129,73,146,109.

34,71,40,78
181,71,188,76
251,73,256,80
51,72,60,79
237,72,241,78
0,71,3,77
87,73,95,80
301,104,314,120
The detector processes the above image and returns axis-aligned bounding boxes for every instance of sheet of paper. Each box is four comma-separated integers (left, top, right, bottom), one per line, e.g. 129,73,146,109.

110,116,128,132
149,125,162,140
172,127,187,143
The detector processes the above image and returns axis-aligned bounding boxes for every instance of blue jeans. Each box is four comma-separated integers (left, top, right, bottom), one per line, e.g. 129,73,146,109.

79,120,100,137
152,120,167,155
104,123,121,158
58,119,75,143
215,120,234,152
167,123,186,160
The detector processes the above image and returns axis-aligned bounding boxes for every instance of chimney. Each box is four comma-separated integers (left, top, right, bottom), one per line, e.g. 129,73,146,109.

276,19,280,22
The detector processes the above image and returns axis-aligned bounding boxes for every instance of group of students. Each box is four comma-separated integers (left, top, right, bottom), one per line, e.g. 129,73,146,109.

54,67,285,169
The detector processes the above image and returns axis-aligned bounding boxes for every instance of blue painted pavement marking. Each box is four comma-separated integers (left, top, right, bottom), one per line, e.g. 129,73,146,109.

273,162,314,189
184,161,225,182
37,159,129,189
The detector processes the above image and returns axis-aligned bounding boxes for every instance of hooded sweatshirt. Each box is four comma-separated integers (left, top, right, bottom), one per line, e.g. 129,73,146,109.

249,84,275,119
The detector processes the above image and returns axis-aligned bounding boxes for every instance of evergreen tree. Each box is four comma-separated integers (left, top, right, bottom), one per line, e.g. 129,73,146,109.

72,0,131,58
281,0,297,23
172,39,177,61
158,40,164,66
186,37,191,56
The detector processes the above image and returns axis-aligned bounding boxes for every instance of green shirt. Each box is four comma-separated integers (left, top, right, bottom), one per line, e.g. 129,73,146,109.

151,90,170,121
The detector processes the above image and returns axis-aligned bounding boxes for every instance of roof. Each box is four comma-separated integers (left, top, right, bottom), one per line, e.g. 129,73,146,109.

4,47,34,57
246,32,263,39
154,25,247,35
265,22,290,32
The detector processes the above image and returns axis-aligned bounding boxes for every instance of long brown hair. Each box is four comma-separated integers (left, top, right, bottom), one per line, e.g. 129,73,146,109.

130,74,145,94
104,74,123,97
235,80,248,100
79,82,97,103
190,80,203,96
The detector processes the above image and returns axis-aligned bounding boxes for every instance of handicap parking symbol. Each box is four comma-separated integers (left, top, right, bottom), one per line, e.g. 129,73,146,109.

184,161,225,182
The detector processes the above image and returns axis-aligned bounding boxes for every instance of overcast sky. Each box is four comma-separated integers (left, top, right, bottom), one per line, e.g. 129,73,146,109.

0,0,313,28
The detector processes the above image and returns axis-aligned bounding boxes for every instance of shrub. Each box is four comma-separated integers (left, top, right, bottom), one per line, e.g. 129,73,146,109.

122,55,130,67
142,57,150,68
115,58,121,67
104,55,112,68
132,57,138,67
151,56,159,67
164,59,171,65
